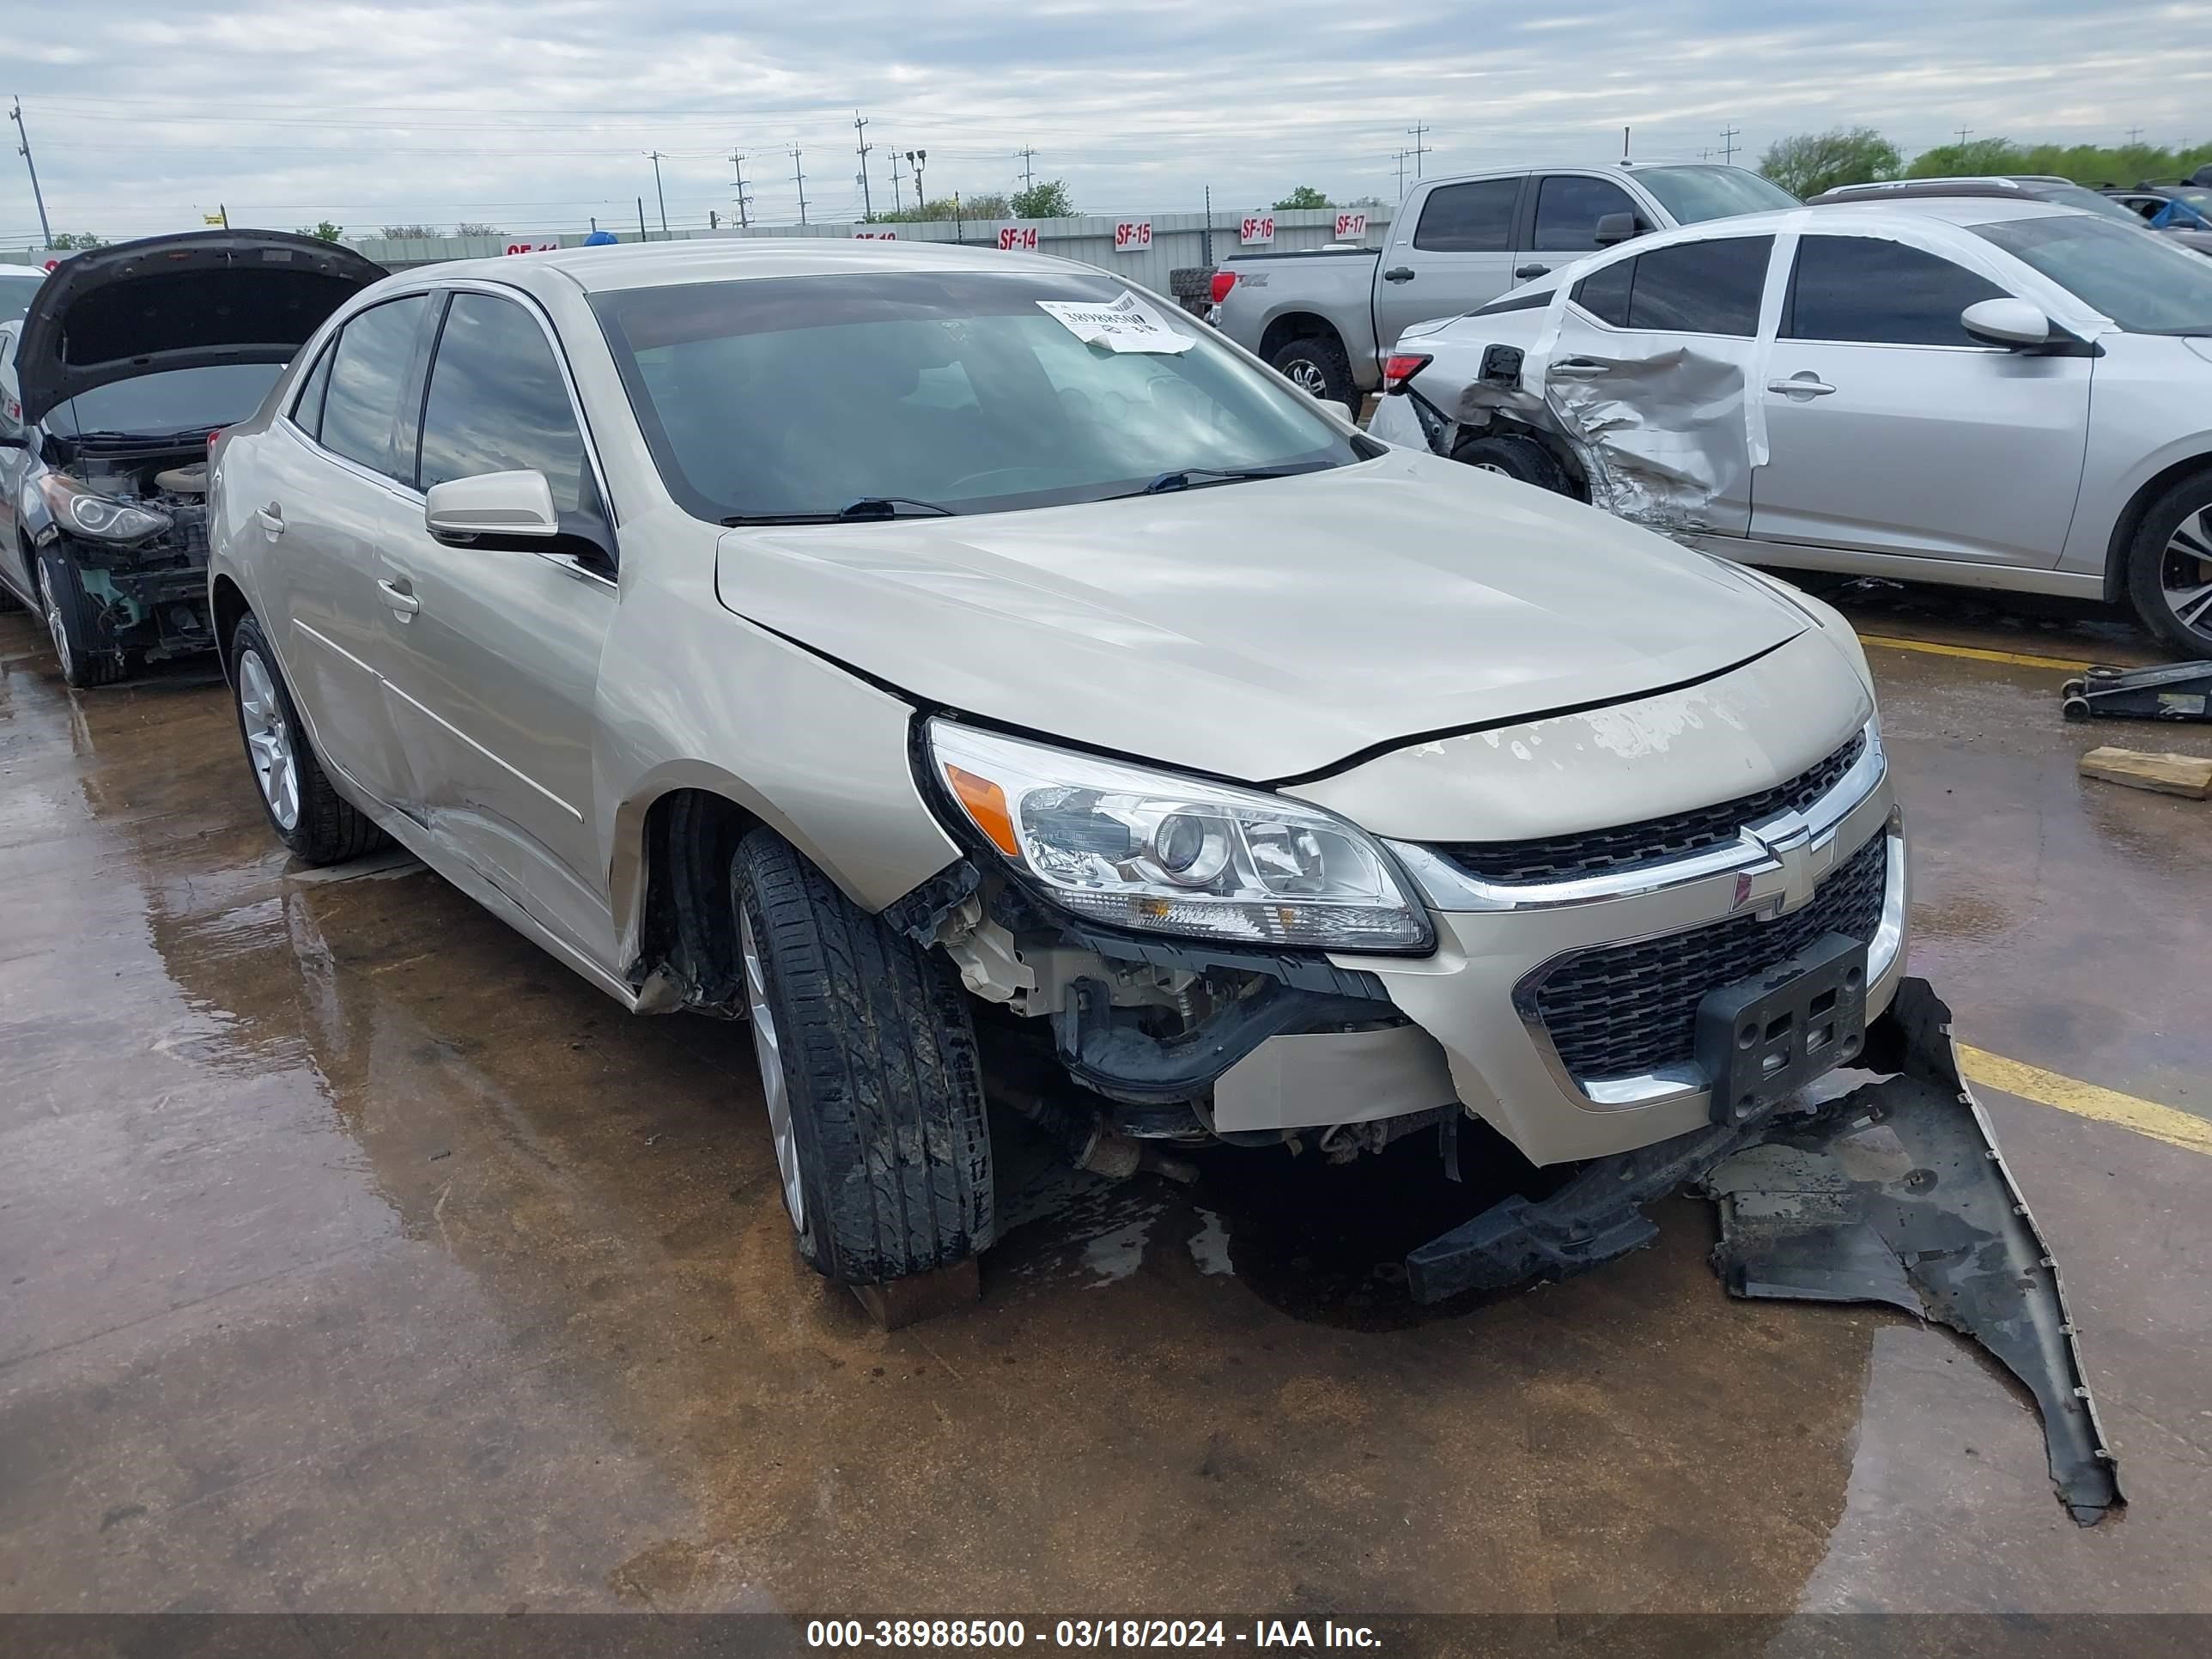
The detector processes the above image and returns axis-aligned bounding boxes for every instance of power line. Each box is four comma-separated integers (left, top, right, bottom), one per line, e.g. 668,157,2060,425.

790,147,807,226
1718,125,1741,166
889,146,905,214
853,111,872,221
1955,125,1972,146
645,150,670,238
9,98,52,248
1405,124,1431,179
1018,145,1038,191
731,151,751,229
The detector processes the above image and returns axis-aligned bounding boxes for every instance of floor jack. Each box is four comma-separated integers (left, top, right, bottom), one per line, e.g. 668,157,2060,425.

2061,659,2212,722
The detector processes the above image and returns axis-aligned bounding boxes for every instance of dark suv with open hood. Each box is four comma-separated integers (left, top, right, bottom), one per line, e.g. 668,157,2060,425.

0,231,383,685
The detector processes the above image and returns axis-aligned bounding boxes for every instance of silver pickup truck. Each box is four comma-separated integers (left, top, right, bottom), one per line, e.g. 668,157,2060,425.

1211,162,1796,408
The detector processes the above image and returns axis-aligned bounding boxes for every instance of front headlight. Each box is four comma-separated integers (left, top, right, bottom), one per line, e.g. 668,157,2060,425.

926,719,1433,953
39,474,172,544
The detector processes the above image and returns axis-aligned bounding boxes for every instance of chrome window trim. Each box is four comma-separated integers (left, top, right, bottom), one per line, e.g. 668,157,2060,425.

1389,717,1884,914
1516,817,1905,1111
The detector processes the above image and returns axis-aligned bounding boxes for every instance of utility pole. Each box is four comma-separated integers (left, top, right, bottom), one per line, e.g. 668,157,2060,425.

1405,124,1431,179
889,148,905,214
853,111,873,221
646,150,670,238
1718,125,1741,166
1018,145,1038,191
730,151,752,229
791,148,808,226
1954,125,1972,147
2125,125,2145,145
1621,125,1632,163
907,149,926,211
9,98,52,249
1393,149,1407,198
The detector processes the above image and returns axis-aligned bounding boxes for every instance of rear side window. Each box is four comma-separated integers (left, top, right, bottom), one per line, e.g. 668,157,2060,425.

290,341,335,440
1572,238,1770,335
417,293,599,517
318,295,429,480
1784,236,2006,346
1413,179,1522,252
1532,175,1639,252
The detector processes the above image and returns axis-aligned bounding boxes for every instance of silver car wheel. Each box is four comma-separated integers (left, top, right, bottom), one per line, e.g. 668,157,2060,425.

1282,357,1328,398
236,648,301,832
1473,462,1510,477
38,563,75,682
2161,506,2212,644
739,907,805,1231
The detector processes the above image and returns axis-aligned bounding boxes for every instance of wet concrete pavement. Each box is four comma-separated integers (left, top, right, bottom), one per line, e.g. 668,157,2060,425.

2,582,2209,1618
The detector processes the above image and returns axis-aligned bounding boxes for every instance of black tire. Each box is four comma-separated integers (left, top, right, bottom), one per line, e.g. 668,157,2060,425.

2124,470,2212,658
1451,431,1573,496
732,828,994,1285
228,612,386,864
35,550,127,688
1268,331,1358,410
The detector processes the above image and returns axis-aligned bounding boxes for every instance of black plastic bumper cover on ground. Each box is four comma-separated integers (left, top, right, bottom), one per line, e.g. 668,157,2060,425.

1403,977,2123,1524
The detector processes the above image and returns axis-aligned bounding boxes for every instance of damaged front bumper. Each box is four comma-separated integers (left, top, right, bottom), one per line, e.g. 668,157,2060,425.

1405,977,2123,1526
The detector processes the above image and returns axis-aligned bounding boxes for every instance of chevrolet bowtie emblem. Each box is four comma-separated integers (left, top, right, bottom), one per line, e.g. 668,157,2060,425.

1741,813,1818,916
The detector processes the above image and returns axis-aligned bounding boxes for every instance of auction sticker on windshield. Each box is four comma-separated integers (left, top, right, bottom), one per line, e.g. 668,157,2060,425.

1036,290,1195,353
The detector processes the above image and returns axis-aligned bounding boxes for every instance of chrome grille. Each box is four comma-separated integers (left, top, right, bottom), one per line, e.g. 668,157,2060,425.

1438,732,1868,885
1527,831,1890,1084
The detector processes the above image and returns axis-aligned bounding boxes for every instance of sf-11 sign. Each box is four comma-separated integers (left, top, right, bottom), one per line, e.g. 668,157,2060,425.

504,240,560,255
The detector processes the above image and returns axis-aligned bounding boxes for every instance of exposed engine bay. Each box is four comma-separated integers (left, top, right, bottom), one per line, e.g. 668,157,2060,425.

36,444,216,667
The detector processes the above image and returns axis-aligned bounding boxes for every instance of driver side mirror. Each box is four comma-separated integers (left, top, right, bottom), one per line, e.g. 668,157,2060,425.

424,470,559,546
1594,212,1641,247
1960,297,2054,349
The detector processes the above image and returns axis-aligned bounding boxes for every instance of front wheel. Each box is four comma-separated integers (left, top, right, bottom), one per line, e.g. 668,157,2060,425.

36,550,126,688
2126,471,2212,657
1268,331,1358,412
228,613,387,864
732,829,994,1285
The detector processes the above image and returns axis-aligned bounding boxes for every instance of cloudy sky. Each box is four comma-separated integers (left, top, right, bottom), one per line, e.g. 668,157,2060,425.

7,0,2209,246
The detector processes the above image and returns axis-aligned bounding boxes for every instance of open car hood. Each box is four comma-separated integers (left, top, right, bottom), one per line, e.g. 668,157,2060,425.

15,230,386,426
714,450,1810,782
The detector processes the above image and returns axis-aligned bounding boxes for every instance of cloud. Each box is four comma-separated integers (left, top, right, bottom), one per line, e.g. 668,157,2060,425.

3,0,2205,244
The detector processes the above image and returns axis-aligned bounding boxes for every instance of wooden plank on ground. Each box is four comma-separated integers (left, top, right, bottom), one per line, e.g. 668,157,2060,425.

2078,746,2212,799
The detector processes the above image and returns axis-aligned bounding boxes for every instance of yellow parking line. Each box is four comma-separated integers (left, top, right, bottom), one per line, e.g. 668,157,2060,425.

1957,1043,2212,1158
1860,634,2096,672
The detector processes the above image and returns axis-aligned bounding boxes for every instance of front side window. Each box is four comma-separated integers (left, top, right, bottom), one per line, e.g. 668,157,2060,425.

417,293,597,517
1973,212,2212,335
1412,179,1522,252
592,270,1368,523
1785,236,2006,346
1532,176,1638,252
319,295,430,480
1571,237,1771,335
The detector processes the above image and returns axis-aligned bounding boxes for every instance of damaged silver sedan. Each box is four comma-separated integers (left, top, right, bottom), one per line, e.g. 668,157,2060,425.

202,238,2117,1520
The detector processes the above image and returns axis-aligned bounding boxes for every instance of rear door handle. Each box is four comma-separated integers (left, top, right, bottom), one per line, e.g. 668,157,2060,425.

1382,266,1415,283
1515,263,1551,279
255,503,285,536
1767,374,1838,398
1549,359,1609,380
375,577,421,617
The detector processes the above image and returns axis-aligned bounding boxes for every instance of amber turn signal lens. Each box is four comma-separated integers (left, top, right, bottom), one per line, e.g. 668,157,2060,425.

945,764,1021,857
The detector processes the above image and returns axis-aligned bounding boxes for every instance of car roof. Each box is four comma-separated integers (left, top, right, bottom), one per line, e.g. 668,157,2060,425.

453,236,1097,295
1607,198,2081,244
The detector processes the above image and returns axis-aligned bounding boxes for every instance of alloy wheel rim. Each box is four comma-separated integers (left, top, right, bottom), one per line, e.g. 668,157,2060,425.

2160,505,2212,646
39,567,73,680
1474,462,1510,477
236,649,301,832
1284,359,1328,397
738,907,805,1231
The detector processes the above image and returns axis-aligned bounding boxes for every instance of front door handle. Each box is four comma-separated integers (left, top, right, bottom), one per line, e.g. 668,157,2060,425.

1767,373,1838,398
1382,266,1415,283
1515,263,1551,279
375,577,421,617
255,502,285,536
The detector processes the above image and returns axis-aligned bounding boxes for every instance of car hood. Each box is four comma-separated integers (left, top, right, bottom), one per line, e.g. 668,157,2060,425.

713,450,1808,781
15,230,386,425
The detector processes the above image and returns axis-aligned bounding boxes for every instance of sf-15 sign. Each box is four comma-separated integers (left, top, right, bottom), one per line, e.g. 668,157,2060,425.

1114,221,1152,252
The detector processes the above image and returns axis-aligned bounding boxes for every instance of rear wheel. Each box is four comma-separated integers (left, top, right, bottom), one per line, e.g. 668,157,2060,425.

36,550,126,688
1268,331,1358,411
1451,431,1572,495
2126,471,2212,657
228,612,386,864
732,828,994,1285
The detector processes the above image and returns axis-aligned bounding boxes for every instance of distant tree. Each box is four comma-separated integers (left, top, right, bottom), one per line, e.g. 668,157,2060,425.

1341,193,1388,210
47,231,107,250
1905,136,2212,188
1904,137,2028,179
1009,180,1074,218
380,223,441,240
870,192,1008,224
1758,128,1902,198
295,220,345,242
1273,185,1332,210
453,222,504,237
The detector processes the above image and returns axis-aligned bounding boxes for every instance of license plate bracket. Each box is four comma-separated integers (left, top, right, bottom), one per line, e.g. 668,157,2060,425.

1695,931,1869,1126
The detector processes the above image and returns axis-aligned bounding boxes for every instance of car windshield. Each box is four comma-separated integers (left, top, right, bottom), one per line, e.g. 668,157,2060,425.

1632,166,1799,223
46,363,284,437
1973,213,2212,335
591,270,1367,521
2029,182,2153,225
0,272,42,324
